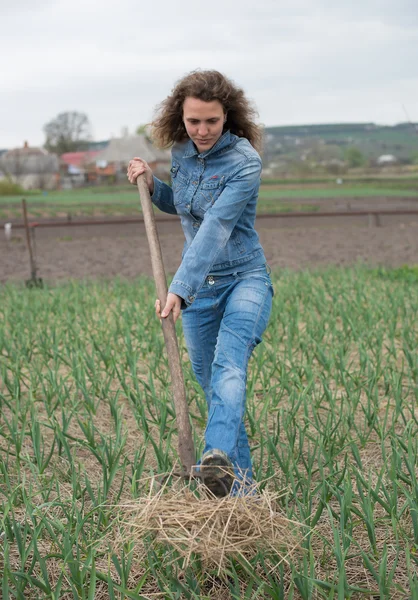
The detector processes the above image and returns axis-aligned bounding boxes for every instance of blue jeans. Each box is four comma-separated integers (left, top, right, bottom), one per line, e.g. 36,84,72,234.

182,265,273,481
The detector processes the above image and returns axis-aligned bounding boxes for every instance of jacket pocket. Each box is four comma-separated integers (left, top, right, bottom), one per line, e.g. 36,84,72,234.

171,163,189,205
195,177,224,213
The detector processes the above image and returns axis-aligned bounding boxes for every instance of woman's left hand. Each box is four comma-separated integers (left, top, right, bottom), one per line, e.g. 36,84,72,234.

155,293,182,323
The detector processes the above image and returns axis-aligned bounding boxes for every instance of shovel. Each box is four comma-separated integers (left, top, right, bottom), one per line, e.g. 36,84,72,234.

136,175,196,474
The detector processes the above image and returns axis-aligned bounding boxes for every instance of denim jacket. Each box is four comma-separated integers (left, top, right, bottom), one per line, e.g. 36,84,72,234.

151,130,266,306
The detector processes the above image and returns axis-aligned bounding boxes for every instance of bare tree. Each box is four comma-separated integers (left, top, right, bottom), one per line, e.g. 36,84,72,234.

43,111,92,155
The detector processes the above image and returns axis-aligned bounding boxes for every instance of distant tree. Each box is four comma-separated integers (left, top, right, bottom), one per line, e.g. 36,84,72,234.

136,123,151,137
289,160,314,177
309,143,341,163
326,163,346,176
43,111,92,155
344,147,365,168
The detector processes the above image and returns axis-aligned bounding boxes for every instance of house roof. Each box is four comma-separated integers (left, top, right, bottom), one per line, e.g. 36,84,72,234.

60,151,100,168
4,143,47,158
94,134,170,164
1,143,59,174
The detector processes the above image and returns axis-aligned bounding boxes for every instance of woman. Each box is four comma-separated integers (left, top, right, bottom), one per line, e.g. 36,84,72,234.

127,70,273,496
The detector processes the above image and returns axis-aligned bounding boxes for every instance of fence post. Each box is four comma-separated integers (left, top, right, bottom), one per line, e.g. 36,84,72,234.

4,222,12,241
368,213,381,228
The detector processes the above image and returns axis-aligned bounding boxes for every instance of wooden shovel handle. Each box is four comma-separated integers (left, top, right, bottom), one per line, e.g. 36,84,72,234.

136,175,196,472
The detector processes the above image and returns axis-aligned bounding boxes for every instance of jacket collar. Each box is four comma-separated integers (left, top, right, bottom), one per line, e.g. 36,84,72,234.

183,130,233,159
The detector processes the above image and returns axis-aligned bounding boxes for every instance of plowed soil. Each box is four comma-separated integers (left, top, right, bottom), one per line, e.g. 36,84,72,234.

1,212,418,284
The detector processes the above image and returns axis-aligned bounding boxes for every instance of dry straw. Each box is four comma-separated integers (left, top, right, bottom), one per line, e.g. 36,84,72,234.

113,474,302,572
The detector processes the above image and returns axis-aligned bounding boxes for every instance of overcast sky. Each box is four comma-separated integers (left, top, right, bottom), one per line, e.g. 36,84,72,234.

1,0,418,149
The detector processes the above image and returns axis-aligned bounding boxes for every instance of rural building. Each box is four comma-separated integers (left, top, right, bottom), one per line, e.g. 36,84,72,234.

60,151,101,170
93,134,171,182
60,150,101,188
0,142,59,190
377,154,397,165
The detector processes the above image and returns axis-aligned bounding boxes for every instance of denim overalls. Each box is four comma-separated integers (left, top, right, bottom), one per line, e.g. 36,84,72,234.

151,130,274,481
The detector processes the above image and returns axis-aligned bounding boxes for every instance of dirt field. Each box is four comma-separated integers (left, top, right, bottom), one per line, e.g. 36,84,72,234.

2,211,418,284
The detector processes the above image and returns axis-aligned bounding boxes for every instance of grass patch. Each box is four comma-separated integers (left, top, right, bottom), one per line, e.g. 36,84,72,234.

0,179,25,196
371,264,418,283
261,176,418,188
258,186,418,199
0,180,417,221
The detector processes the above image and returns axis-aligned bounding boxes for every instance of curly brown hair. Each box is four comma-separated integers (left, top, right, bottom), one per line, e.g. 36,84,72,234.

151,70,262,152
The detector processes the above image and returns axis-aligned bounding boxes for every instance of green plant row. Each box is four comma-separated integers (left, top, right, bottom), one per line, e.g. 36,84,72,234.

0,267,417,598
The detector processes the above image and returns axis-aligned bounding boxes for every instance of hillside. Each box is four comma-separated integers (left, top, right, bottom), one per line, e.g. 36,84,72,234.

263,122,418,170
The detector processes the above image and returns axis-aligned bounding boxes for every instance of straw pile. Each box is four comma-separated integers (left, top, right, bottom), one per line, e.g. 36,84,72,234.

114,476,302,571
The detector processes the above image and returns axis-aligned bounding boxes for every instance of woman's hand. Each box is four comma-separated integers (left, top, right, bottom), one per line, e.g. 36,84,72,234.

127,157,154,194
155,293,182,323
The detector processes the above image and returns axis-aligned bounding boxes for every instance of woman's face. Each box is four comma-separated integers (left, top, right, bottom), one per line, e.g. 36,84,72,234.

183,97,226,153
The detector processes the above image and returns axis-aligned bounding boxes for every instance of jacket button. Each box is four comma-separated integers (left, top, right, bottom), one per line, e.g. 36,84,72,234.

188,295,195,303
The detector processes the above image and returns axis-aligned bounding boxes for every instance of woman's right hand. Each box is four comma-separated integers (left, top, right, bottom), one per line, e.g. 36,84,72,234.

127,157,154,194
155,294,182,323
